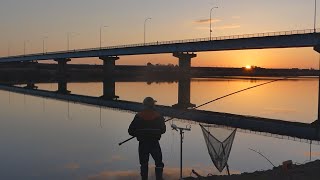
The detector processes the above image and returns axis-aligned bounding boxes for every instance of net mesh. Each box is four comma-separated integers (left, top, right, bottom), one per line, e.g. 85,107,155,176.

200,124,237,172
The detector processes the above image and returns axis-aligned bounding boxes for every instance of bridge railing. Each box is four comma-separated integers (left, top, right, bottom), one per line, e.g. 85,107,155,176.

59,28,320,52
2,28,319,59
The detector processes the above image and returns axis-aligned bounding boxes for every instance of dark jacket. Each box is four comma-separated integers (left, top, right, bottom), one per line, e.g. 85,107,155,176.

128,109,166,141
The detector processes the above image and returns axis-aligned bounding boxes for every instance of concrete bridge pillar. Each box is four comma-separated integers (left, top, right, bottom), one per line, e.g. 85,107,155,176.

172,78,196,109
173,52,197,71
54,58,71,77
101,78,119,100
99,56,119,78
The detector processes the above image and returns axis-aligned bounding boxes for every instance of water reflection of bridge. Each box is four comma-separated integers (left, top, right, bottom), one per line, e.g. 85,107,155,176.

1,83,319,143
18,76,196,109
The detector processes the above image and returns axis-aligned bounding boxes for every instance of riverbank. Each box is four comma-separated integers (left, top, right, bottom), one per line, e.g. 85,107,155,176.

184,160,320,180
0,63,319,83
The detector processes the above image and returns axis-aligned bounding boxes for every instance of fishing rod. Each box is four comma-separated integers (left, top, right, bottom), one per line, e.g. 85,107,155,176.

118,77,288,146
248,148,275,167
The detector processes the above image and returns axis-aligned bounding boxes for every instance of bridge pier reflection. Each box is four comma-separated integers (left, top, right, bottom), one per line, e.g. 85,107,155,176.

172,77,195,109
24,82,38,90
101,78,119,100
57,80,70,94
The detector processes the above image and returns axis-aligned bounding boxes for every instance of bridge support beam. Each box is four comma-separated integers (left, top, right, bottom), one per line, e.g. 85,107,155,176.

101,78,119,100
99,56,119,77
172,78,196,109
173,52,197,72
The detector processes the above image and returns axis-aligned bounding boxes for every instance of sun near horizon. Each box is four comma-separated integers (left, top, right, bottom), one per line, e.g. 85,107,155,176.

245,65,252,70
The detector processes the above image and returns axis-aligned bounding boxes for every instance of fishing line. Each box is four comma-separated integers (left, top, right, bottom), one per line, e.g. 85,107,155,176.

193,77,288,110
118,76,289,146
248,148,275,168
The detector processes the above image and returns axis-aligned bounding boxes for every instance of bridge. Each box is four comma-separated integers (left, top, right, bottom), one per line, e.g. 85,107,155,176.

0,83,319,143
1,29,320,61
1,29,320,75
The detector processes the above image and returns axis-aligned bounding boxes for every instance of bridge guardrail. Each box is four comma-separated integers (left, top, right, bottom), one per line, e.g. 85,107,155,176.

1,28,319,59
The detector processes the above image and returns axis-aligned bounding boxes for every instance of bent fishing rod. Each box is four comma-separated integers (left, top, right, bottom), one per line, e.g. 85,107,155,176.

118,77,288,146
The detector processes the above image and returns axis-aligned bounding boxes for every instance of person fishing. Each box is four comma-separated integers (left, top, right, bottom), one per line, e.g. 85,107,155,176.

128,97,166,180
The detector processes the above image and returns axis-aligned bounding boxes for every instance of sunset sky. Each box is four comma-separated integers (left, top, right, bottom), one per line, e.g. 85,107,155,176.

0,0,320,68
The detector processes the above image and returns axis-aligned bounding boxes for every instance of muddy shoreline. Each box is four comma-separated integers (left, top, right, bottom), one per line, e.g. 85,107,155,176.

184,160,320,180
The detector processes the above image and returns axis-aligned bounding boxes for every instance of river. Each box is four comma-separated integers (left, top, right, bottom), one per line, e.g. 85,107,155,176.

0,77,319,179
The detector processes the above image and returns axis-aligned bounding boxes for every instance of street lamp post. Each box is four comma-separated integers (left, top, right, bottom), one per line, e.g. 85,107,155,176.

42,36,48,54
67,33,71,51
144,17,152,45
67,32,76,51
24,40,29,56
210,7,218,40
100,25,108,49
8,42,10,56
315,0,317,33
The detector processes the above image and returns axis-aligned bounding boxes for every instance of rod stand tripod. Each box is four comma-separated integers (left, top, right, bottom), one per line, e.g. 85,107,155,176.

171,124,191,179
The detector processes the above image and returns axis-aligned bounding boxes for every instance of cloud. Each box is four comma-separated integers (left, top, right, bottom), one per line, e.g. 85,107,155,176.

193,18,221,24
108,155,126,163
195,24,241,31
88,170,140,180
214,25,241,30
194,26,210,30
303,151,320,157
87,166,241,180
88,167,197,180
64,163,80,170
232,16,241,19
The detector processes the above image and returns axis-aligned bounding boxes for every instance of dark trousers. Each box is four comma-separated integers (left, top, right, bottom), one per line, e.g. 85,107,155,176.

139,140,164,180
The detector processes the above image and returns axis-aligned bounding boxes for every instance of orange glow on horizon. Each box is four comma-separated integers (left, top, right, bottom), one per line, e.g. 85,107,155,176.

192,47,319,69
41,47,318,70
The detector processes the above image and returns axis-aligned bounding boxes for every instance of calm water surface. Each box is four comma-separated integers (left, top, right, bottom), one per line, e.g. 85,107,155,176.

1,77,320,180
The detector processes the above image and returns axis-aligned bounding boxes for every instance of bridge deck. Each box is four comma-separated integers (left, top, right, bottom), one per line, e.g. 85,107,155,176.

1,29,320,62
0,84,319,141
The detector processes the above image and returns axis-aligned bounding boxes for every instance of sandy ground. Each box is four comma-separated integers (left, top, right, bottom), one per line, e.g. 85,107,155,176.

184,160,320,180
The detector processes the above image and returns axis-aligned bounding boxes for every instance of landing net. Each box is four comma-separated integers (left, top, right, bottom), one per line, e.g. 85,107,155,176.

200,124,237,172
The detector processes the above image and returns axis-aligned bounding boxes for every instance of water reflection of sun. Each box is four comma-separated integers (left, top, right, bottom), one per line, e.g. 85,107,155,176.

245,65,252,70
